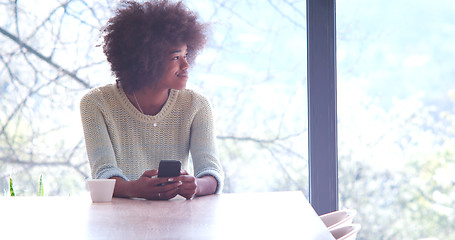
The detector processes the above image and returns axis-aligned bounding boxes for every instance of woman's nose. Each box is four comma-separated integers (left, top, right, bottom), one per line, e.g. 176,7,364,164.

180,58,189,70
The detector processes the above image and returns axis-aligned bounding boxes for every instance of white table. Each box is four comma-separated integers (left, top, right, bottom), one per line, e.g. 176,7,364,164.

0,191,334,239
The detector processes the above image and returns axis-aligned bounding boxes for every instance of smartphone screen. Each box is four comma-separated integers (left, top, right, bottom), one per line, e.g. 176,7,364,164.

157,160,181,178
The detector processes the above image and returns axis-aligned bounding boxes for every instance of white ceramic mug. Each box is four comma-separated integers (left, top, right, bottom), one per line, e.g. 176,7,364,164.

87,179,116,203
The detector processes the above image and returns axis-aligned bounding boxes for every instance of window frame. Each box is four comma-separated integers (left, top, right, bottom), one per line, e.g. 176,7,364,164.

306,0,338,215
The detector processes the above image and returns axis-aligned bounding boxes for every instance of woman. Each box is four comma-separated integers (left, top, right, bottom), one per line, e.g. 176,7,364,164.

80,0,223,200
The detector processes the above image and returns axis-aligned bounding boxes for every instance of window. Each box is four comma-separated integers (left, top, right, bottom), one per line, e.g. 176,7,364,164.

187,0,308,194
337,0,455,238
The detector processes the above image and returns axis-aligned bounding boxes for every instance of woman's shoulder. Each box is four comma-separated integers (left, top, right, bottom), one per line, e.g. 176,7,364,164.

80,84,115,107
177,89,210,104
81,84,116,103
174,89,213,115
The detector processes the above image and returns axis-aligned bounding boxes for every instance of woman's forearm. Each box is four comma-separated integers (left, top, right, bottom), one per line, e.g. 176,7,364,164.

111,174,217,199
110,177,135,198
196,175,218,197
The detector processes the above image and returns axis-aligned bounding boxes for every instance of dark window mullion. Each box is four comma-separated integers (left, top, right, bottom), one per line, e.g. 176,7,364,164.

306,0,338,215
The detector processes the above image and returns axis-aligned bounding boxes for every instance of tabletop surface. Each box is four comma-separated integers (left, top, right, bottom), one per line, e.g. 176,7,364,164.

0,191,335,240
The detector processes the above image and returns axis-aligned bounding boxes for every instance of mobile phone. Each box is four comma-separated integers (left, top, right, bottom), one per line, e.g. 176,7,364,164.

157,160,182,178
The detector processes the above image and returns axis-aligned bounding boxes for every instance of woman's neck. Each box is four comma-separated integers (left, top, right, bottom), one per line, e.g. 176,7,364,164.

130,87,170,116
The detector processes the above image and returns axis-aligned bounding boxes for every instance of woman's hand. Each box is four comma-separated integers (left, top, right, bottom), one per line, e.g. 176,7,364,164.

177,170,198,199
177,170,218,199
111,169,182,200
112,169,217,200
136,169,184,200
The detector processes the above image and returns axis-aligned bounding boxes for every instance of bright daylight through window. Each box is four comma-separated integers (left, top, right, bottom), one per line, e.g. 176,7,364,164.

337,0,455,239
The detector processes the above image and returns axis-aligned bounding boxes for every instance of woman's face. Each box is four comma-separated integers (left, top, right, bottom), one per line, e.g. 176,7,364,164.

157,44,189,91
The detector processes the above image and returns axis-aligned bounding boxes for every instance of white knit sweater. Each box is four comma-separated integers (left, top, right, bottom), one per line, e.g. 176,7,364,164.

80,84,224,193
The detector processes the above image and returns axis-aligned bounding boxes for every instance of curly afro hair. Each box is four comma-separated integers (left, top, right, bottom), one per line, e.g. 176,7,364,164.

102,0,208,94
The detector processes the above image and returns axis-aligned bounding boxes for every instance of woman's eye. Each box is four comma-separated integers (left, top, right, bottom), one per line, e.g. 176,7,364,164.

171,54,188,61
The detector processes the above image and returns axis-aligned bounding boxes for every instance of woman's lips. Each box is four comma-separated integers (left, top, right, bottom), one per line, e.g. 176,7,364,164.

177,72,188,78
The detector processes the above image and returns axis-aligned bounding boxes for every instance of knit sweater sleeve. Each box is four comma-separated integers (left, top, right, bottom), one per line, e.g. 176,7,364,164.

80,89,128,181
190,95,224,194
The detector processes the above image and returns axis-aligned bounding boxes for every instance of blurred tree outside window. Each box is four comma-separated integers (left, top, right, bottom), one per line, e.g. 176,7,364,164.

337,0,455,239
